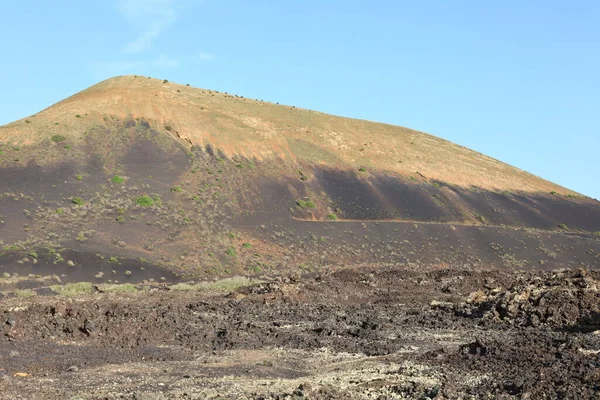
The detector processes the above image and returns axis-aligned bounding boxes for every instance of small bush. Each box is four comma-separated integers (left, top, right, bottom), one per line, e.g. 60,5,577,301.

297,199,316,208
111,175,124,184
171,185,183,193
108,256,118,263
28,250,38,259
55,208,65,215
225,246,237,257
51,135,66,143
75,114,81,118
242,242,252,248
72,197,85,205
75,175,83,181
558,224,569,231
326,213,338,221
116,215,124,223
163,79,168,84
136,195,155,207
164,124,173,131
358,167,367,172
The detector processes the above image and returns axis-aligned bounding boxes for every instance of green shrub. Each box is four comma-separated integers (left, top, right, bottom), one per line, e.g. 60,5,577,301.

111,175,124,184
326,213,338,221
51,135,66,143
242,242,252,248
55,208,64,215
163,79,168,84
297,199,316,208
358,167,367,172
558,224,569,231
72,197,85,205
108,256,118,263
75,114,81,118
28,250,38,258
171,186,183,193
116,215,124,223
75,175,83,181
225,246,237,257
136,195,155,207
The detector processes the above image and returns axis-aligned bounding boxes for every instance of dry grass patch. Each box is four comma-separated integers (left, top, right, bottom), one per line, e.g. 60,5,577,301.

169,276,261,292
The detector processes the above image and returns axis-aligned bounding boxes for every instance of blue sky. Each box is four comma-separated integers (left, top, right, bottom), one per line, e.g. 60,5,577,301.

1,1,598,199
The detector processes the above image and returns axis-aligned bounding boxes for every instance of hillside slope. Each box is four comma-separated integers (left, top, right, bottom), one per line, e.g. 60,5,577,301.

0,75,598,283
0,75,572,193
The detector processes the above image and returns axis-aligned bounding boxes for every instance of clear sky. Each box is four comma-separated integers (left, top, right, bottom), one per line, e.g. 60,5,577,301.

1,1,598,199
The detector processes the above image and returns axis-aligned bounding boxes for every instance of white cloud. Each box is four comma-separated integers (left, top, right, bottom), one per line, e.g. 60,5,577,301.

117,0,177,54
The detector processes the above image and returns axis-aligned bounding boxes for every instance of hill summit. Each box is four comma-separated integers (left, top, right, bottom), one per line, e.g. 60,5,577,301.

0,75,571,192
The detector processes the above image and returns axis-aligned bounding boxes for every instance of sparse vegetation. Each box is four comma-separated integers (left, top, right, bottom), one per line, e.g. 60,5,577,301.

14,289,35,298
55,208,64,215
116,215,124,223
96,283,138,293
169,277,259,292
50,282,93,297
72,197,85,205
242,242,252,248
171,185,183,193
558,224,569,231
326,213,338,221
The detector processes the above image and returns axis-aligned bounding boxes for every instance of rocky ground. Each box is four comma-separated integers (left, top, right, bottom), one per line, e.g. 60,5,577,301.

0,267,599,399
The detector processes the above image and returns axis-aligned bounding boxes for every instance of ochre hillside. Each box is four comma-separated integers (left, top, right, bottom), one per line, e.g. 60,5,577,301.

0,75,569,193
